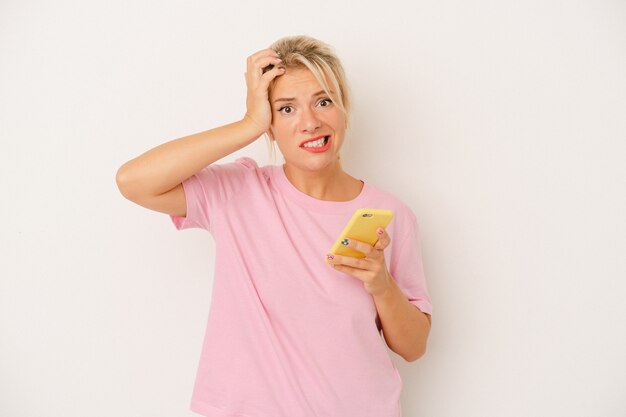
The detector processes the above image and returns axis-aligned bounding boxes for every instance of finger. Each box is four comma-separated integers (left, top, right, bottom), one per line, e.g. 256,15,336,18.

246,49,280,70
247,61,285,94
326,253,370,270
373,227,391,251
258,56,283,74
247,61,283,88
255,64,285,91
339,237,376,258
246,61,284,93
248,54,282,75
330,264,368,282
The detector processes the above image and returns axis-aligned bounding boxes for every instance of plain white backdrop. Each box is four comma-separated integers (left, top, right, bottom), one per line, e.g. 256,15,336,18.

1,1,625,416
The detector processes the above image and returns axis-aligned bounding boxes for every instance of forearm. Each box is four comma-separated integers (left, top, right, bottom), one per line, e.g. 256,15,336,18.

372,277,431,362
116,118,262,198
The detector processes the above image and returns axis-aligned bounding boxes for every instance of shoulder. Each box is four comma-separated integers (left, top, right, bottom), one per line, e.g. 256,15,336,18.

190,157,273,192
233,156,272,172
232,156,258,169
210,157,272,181
233,157,274,182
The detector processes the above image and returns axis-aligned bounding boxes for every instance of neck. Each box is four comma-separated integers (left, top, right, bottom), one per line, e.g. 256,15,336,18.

282,160,362,202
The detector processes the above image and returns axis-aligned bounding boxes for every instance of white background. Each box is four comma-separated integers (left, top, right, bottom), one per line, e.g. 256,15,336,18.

1,1,625,416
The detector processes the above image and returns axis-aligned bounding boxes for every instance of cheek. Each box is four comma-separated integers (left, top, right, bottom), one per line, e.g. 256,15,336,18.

270,123,294,150
326,111,346,130
271,117,297,135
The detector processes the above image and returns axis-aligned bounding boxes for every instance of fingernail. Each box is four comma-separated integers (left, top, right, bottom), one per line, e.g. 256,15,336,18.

341,238,349,246
377,228,384,236
326,254,334,261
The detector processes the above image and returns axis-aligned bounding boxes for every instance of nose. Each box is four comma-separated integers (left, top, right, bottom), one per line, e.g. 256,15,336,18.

298,107,322,133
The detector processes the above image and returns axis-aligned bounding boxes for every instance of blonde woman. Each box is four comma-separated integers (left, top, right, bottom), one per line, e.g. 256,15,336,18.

116,35,432,417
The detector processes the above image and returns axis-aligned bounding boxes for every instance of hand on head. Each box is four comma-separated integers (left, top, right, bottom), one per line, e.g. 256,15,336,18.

243,49,285,136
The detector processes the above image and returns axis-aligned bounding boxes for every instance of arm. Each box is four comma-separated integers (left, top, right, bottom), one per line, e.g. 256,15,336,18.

115,119,261,200
371,278,431,361
326,227,431,362
115,49,285,214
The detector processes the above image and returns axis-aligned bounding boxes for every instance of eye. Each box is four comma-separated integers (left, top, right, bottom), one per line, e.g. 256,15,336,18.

278,105,293,114
318,98,333,107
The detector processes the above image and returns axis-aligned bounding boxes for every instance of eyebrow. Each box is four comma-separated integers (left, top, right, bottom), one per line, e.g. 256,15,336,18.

273,90,330,103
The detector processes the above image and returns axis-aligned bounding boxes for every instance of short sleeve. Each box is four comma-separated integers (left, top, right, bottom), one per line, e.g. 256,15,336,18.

170,157,258,232
389,212,433,316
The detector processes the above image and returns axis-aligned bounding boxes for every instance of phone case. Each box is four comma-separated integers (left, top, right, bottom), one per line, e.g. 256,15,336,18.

326,208,394,262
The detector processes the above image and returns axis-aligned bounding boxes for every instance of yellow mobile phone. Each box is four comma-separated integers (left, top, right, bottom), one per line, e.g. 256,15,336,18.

326,208,394,262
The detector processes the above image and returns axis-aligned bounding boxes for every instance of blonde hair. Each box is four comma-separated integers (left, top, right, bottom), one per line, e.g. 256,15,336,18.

265,35,351,162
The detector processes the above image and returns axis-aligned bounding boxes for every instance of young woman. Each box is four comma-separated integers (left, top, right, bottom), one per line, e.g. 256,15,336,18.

116,35,432,417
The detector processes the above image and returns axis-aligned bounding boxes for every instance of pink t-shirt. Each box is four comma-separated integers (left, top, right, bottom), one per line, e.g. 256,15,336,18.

170,157,432,417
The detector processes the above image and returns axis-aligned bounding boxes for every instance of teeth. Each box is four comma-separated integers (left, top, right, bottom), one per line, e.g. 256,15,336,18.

303,137,327,148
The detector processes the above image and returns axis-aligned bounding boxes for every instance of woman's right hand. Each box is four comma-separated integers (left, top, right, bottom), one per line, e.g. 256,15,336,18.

243,48,285,136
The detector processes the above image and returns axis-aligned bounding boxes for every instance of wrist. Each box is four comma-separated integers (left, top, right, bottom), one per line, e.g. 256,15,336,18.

368,272,395,298
240,114,268,139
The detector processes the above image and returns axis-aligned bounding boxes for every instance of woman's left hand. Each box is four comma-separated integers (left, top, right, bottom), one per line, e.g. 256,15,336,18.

326,227,393,296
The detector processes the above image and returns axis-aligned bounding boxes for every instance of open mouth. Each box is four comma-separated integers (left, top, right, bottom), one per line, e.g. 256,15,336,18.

301,136,330,149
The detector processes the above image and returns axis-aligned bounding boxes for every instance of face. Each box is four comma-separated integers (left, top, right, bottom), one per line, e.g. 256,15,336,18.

269,67,347,174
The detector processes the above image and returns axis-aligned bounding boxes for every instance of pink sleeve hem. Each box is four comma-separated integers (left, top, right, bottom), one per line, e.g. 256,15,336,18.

168,175,195,230
170,214,187,230
409,299,433,316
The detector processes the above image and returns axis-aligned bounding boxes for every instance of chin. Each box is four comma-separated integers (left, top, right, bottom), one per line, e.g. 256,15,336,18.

298,156,340,173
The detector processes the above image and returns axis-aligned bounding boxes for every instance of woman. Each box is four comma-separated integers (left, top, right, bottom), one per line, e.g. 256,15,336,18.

116,35,432,417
